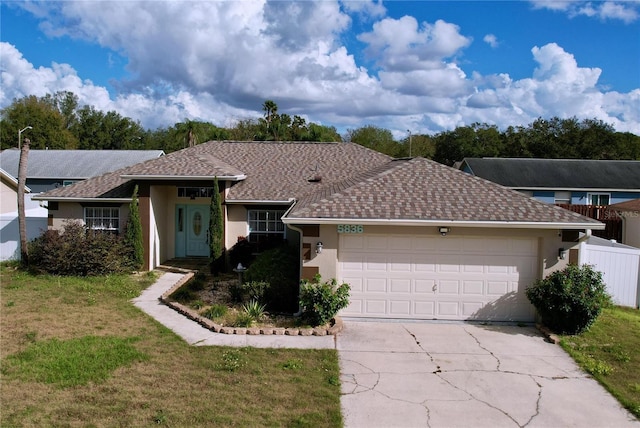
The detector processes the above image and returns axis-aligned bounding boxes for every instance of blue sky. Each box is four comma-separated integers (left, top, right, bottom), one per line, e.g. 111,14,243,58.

1,1,639,136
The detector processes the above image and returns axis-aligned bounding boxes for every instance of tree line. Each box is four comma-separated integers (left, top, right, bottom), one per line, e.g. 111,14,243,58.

2,91,638,164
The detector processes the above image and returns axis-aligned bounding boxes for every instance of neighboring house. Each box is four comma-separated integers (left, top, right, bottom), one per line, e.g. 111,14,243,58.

458,158,640,206
35,142,604,322
0,168,47,261
0,149,164,261
609,199,640,249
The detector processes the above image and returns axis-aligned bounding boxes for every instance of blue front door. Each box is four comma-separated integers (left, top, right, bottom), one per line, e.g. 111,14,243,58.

185,205,210,257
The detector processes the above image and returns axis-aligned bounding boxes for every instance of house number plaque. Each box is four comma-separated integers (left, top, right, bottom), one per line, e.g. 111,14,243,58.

337,225,364,234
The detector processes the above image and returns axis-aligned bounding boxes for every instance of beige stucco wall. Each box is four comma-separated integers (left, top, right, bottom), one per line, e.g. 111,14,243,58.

1,178,18,214
296,224,569,282
226,204,249,249
622,213,640,248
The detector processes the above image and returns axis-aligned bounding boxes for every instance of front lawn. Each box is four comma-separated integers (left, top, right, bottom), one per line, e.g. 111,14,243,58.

560,306,640,419
0,265,343,427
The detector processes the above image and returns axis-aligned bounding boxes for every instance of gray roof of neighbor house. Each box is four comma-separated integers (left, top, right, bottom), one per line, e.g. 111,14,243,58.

0,149,165,180
285,157,603,227
36,141,393,202
460,158,640,190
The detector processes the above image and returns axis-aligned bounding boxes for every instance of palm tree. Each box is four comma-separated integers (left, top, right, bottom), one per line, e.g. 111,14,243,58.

17,137,30,265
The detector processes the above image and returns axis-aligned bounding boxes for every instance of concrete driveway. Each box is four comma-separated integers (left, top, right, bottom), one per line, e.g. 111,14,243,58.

337,321,639,428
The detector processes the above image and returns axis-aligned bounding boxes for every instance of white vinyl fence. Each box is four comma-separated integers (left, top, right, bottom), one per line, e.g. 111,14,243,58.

579,237,640,308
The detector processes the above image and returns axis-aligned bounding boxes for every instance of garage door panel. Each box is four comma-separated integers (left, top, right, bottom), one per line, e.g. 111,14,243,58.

389,300,411,315
365,278,387,292
463,280,484,295
365,300,386,315
415,279,436,293
414,301,436,316
437,301,460,316
339,235,538,322
390,279,411,293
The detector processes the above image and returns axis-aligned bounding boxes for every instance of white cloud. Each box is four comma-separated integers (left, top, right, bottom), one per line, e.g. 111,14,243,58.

1,3,639,136
340,0,386,19
530,0,639,23
483,34,499,48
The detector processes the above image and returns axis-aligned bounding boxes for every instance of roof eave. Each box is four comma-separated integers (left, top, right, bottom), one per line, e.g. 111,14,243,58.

512,186,640,192
120,174,247,181
32,196,131,203
225,199,295,205
282,217,605,230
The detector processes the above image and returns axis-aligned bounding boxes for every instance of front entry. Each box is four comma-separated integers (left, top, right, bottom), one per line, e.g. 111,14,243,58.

176,205,210,257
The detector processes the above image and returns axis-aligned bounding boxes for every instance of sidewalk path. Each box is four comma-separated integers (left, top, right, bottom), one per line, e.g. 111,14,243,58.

132,271,335,349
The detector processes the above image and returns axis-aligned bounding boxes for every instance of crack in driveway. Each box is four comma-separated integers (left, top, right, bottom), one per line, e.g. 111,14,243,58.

338,322,639,428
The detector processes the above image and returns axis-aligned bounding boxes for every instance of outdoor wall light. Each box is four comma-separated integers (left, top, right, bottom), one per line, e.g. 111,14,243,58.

438,227,450,236
316,241,323,254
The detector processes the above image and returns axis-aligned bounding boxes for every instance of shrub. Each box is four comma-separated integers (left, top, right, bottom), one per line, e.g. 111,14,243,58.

29,221,130,276
242,281,270,303
243,300,267,321
123,185,144,271
232,312,254,328
228,238,255,270
525,264,611,334
201,304,227,320
244,245,299,312
299,275,350,327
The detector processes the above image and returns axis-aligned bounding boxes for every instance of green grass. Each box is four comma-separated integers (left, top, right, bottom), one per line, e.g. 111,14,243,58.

560,306,640,419
0,265,343,427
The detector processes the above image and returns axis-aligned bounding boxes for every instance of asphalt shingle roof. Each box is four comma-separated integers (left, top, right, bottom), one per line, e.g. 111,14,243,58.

461,158,640,189
0,150,164,179
39,141,392,201
609,198,640,212
287,157,602,225
36,143,600,226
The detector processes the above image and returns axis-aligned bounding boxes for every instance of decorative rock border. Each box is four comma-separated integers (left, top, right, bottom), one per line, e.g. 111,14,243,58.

158,270,343,336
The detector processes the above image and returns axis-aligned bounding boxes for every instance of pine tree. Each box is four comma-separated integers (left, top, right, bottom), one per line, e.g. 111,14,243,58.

124,185,144,270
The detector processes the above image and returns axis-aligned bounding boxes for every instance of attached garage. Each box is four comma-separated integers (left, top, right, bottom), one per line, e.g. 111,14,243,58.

339,234,538,322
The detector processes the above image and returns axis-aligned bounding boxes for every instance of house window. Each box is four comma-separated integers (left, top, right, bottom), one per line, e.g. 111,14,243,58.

84,207,120,233
248,209,286,248
587,193,610,206
63,180,77,187
177,187,215,198
554,191,571,205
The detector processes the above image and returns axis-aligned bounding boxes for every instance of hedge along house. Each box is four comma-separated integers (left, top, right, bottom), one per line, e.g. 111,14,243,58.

34,141,604,322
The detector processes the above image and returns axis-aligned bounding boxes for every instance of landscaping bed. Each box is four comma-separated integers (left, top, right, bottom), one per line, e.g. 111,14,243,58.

161,271,342,335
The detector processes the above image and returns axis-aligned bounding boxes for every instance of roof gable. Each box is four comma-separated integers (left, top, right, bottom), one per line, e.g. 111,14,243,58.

461,158,640,190
287,157,602,226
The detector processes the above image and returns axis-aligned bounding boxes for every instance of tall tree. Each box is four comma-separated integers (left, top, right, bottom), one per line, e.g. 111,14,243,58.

17,137,30,266
208,177,224,275
0,95,78,149
124,185,144,271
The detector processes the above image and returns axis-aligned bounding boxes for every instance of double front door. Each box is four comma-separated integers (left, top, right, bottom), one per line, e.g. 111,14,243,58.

176,205,210,257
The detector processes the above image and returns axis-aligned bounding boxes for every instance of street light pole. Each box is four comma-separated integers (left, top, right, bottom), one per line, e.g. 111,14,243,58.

18,126,32,149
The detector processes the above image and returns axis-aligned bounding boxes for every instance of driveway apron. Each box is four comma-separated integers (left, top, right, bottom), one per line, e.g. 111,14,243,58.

337,321,639,428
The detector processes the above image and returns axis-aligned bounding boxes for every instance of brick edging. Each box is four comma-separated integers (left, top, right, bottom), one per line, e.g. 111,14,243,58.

158,273,343,336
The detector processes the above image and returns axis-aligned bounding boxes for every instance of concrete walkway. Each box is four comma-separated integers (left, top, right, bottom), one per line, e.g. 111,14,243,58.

132,271,335,349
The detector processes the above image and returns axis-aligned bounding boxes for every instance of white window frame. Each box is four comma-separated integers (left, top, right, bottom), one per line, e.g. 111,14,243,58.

84,207,120,233
247,209,286,236
586,193,610,206
554,191,571,205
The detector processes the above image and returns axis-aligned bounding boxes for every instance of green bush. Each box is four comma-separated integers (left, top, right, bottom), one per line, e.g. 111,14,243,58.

243,300,267,321
242,281,270,303
526,264,611,334
201,304,227,320
244,245,299,312
29,221,130,276
299,275,350,327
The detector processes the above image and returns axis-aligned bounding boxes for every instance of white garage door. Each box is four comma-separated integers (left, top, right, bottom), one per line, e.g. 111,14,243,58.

339,234,538,322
